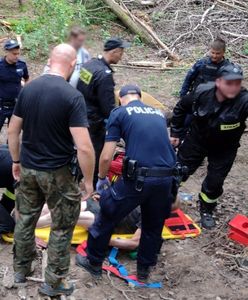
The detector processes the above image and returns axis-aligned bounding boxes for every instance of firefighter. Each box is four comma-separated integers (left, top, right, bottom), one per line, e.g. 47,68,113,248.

77,37,130,187
180,38,230,97
170,63,248,229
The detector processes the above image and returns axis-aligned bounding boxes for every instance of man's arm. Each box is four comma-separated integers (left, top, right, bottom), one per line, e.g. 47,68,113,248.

180,60,202,97
96,76,116,118
170,94,194,145
98,141,117,179
22,64,29,84
109,229,141,251
70,127,95,199
8,115,23,181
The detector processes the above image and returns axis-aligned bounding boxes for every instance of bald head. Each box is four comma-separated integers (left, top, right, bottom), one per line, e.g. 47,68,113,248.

49,43,77,80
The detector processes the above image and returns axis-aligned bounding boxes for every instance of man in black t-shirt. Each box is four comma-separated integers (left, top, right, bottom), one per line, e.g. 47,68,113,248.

8,44,95,297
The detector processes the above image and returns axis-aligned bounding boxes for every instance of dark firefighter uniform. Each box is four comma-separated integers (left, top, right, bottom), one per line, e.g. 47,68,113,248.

0,40,29,131
171,64,248,229
77,55,115,185
180,57,230,97
76,85,178,280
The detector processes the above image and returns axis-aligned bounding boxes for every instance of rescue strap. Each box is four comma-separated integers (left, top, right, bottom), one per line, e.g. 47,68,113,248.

200,192,218,204
136,167,174,177
103,247,162,288
4,189,16,201
76,242,162,288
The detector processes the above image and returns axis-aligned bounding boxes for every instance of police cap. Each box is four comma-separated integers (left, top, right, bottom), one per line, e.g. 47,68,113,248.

217,63,244,80
104,37,130,51
119,84,141,98
4,39,20,50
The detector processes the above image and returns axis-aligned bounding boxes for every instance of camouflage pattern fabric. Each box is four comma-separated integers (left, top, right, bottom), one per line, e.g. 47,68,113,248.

13,165,81,287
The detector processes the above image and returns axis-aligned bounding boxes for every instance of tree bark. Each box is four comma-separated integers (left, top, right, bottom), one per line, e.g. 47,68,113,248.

101,0,179,61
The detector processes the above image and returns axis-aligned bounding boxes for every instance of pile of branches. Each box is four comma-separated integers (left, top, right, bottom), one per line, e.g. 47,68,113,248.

122,0,248,61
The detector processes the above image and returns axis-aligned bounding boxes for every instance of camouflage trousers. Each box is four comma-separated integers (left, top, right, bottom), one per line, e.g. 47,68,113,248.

14,165,81,287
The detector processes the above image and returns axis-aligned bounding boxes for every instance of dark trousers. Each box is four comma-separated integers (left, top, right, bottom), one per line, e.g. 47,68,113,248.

87,176,173,267
0,107,14,132
0,202,15,234
178,135,237,202
89,126,106,188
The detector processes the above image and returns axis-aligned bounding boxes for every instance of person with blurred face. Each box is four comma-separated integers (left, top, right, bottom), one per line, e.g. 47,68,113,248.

77,37,130,187
180,38,229,97
0,40,29,132
170,63,248,230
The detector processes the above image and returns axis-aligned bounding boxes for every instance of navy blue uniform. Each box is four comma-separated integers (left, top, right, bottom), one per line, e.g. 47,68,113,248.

87,100,176,268
180,57,229,97
0,57,29,130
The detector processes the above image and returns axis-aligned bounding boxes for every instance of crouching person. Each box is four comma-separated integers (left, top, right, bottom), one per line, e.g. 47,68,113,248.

76,84,177,282
8,44,95,297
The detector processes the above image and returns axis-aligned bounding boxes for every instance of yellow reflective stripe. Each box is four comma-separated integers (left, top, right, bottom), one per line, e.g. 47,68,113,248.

79,68,93,85
4,189,16,201
200,192,217,204
220,122,240,131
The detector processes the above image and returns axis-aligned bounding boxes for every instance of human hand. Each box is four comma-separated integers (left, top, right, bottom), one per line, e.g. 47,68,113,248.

170,137,180,147
12,163,21,182
96,177,110,195
82,181,94,201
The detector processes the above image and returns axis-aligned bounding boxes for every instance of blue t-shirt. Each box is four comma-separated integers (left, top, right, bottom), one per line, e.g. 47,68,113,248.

0,58,29,100
105,100,176,168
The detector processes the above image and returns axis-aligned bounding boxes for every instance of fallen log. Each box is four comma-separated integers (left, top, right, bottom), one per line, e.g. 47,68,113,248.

114,63,185,71
101,0,179,60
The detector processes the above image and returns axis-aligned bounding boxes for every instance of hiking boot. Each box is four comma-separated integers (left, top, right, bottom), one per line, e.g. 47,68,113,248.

14,272,27,286
75,254,102,277
200,211,216,230
39,280,74,297
137,265,150,283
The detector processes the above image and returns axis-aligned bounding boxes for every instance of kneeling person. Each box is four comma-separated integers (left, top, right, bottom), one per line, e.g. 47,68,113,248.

76,84,176,282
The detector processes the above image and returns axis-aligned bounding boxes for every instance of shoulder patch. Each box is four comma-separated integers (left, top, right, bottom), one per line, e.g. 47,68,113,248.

105,69,112,74
79,68,93,85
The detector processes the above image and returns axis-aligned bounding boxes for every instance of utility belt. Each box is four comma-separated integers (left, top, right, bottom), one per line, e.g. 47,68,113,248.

0,98,16,108
122,157,188,192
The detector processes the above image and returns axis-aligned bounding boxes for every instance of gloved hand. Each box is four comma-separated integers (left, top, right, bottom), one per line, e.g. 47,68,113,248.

96,177,110,195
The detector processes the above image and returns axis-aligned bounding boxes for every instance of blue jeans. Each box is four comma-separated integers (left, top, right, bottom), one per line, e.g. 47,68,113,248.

87,176,174,267
0,106,14,132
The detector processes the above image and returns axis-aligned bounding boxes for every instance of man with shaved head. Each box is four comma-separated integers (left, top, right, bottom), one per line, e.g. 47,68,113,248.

8,44,95,297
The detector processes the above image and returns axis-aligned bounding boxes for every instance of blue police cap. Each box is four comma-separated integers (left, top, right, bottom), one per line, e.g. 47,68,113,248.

104,37,130,51
217,63,244,80
4,39,20,50
119,84,141,98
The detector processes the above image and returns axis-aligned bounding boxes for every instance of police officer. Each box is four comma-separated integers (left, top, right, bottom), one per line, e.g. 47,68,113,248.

0,39,29,131
76,84,177,282
8,44,95,296
170,63,248,229
180,38,230,97
77,37,130,187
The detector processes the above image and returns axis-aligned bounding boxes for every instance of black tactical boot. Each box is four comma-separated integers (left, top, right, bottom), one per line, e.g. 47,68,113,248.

199,195,216,230
39,280,74,297
14,272,28,286
75,254,102,277
137,265,150,283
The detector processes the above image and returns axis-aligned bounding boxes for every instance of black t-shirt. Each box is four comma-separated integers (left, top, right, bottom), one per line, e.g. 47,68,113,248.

14,74,89,170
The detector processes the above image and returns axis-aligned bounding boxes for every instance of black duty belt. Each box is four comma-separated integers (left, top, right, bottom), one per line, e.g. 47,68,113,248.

0,99,16,107
136,167,175,177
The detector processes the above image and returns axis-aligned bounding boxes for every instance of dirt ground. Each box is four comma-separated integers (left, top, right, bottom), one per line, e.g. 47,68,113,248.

0,8,248,300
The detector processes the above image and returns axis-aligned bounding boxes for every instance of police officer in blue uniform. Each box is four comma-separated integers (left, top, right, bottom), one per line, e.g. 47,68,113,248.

170,63,248,229
76,84,179,282
180,38,230,97
77,38,130,187
0,39,29,131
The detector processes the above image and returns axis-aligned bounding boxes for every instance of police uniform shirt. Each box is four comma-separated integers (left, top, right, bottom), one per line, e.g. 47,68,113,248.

0,58,29,100
105,100,176,168
77,56,115,124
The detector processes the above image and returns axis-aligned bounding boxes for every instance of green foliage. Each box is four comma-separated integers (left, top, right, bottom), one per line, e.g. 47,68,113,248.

11,0,91,59
243,41,248,55
133,35,143,46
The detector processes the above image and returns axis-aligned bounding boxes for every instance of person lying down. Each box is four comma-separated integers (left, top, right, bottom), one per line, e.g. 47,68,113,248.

37,196,142,251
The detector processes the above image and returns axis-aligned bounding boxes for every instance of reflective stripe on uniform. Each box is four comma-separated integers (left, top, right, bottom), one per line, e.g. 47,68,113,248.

4,188,16,201
200,192,217,204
